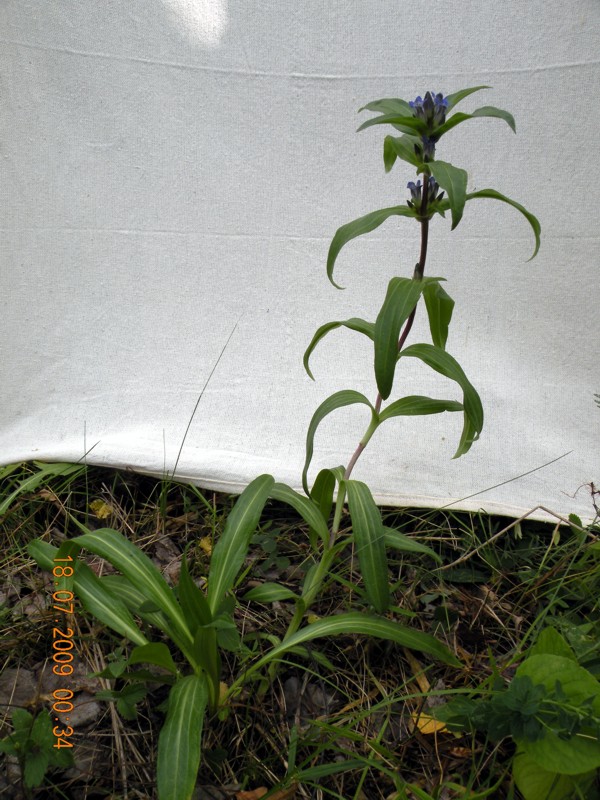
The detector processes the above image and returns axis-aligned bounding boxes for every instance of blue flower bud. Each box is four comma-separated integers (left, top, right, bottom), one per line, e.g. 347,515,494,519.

409,91,448,129
409,91,449,162
421,136,436,160
432,92,448,126
426,176,441,203
406,177,443,210
407,180,422,201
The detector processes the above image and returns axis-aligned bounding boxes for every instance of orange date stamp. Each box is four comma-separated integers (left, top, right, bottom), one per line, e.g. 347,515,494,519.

50,555,76,750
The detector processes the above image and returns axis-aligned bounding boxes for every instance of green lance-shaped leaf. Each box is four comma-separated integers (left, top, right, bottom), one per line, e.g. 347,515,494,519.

357,112,428,136
329,465,346,483
190,624,221,703
327,206,419,289
0,462,85,517
28,539,149,647
213,615,241,653
207,474,274,614
379,395,463,423
73,528,193,649
270,482,330,546
383,527,442,563
305,468,336,549
247,612,461,672
98,574,197,666
302,391,376,494
72,563,151,647
244,582,299,603
383,134,423,172
422,281,454,349
28,539,59,571
309,468,336,523
374,277,441,400
435,106,516,137
300,541,344,607
177,554,212,635
157,674,208,800
100,574,174,634
444,85,491,111
464,189,541,260
128,643,178,675
77,565,153,647
359,97,414,116
398,344,484,457
304,318,374,380
345,480,390,614
428,161,468,230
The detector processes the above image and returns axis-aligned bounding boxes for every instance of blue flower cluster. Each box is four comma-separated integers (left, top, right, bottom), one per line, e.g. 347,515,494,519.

409,92,448,127
406,177,444,210
409,91,449,161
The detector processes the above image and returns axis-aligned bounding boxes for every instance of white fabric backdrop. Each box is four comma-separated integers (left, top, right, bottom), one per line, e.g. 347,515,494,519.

1,1,598,522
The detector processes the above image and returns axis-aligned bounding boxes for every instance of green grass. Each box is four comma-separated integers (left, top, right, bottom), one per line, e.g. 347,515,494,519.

0,462,598,799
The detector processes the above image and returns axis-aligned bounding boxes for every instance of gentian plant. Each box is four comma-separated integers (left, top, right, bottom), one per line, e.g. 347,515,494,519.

302,85,539,552
29,86,540,800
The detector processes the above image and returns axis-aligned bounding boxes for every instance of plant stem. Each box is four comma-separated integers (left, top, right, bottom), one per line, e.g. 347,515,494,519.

260,180,435,674
265,601,306,686
264,544,338,686
331,482,347,541
343,443,366,483
339,174,431,487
